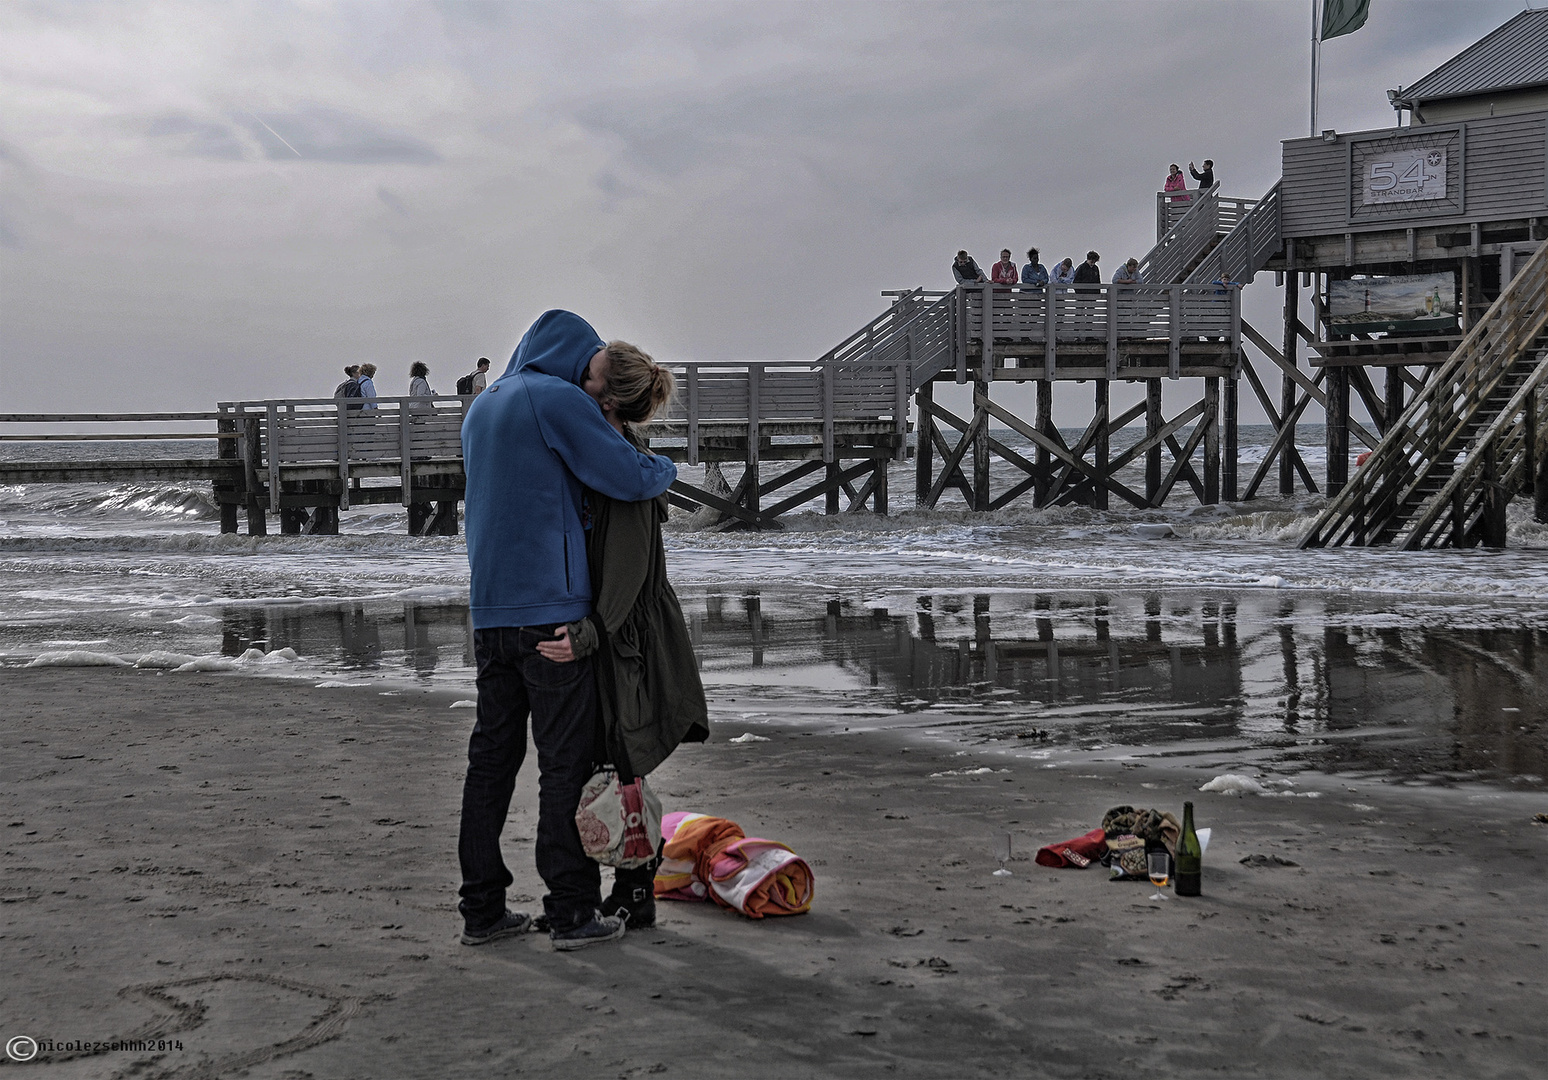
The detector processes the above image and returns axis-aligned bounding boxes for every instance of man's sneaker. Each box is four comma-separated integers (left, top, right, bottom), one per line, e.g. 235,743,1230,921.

550,910,626,952
460,909,532,946
601,886,656,929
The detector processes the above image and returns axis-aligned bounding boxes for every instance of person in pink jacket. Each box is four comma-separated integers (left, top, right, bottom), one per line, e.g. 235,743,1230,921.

1164,163,1190,204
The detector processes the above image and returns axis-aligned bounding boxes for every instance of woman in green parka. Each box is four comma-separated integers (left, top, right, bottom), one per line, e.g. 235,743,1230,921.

537,341,709,928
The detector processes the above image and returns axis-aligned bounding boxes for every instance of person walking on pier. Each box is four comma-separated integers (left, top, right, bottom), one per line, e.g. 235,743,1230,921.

1189,158,1214,189
408,361,436,398
457,310,677,952
953,250,986,284
334,365,361,398
1021,248,1048,290
358,363,379,411
991,249,1019,287
456,357,491,397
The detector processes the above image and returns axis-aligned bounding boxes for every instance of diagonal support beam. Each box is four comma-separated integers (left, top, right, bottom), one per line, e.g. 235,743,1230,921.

1243,319,1378,448
926,410,983,508
1243,368,1328,499
1157,417,1212,504
1240,352,1318,492
975,391,1150,509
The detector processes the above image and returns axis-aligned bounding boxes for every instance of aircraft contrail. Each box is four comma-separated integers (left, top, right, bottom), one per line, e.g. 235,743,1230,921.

247,111,303,158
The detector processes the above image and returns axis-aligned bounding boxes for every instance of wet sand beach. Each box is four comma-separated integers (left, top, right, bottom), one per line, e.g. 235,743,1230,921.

3,667,1545,1079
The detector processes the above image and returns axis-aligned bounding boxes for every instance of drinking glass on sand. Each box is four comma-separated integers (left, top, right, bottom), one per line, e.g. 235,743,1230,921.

992,832,1013,876
1148,850,1170,899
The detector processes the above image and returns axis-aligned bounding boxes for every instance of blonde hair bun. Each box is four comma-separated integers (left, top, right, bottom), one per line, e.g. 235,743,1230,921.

604,340,676,424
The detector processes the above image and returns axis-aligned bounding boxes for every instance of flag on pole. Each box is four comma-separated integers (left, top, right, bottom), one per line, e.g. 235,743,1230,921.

1321,0,1370,41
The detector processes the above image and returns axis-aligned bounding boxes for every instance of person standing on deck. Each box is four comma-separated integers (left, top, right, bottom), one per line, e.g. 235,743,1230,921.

1189,158,1214,190
952,250,986,284
472,358,490,396
990,249,1019,286
1164,163,1190,204
1113,258,1142,285
1072,252,1102,340
457,310,676,952
1073,251,1102,287
1050,257,1076,286
1021,248,1049,290
358,363,379,411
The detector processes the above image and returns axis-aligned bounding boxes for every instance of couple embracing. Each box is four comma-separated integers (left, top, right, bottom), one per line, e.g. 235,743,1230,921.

456,310,709,951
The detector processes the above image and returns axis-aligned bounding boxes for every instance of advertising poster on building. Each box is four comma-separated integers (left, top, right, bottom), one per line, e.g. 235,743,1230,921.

1362,147,1447,204
1328,273,1458,337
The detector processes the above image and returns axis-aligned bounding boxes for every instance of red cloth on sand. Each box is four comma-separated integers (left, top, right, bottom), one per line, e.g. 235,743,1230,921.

1035,827,1108,868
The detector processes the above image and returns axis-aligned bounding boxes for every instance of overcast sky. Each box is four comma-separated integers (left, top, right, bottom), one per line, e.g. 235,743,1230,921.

0,0,1530,422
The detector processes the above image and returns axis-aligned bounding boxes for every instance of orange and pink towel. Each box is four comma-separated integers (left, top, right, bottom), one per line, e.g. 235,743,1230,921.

654,811,814,918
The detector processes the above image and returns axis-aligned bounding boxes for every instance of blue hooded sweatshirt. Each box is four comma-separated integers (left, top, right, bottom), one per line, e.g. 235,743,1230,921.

461,310,677,629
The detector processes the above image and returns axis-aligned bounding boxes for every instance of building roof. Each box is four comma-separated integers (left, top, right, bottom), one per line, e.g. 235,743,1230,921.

1395,9,1548,105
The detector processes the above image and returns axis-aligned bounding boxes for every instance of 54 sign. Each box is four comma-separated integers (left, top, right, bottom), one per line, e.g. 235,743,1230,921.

1363,148,1446,205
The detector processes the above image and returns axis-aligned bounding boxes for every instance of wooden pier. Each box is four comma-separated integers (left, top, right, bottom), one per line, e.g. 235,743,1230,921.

8,15,1548,542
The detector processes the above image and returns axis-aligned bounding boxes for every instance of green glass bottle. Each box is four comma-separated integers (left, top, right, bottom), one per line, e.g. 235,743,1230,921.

1174,801,1202,897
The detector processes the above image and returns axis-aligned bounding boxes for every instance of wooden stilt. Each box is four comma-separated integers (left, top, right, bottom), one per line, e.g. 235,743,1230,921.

1326,367,1351,497
1223,373,1238,502
1535,404,1548,526
242,416,267,537
1203,377,1220,505
826,462,841,514
1280,265,1299,496
1034,380,1052,507
1145,379,1162,504
973,375,991,511
914,382,934,505
1482,438,1507,548
872,458,889,515
1093,379,1110,511
218,414,239,534
1384,365,1405,433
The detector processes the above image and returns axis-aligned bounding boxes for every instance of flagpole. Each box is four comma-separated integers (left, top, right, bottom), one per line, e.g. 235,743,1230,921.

1310,0,1321,136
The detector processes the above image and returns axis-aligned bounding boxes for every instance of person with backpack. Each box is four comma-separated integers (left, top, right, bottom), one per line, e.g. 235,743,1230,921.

334,365,365,410
334,365,361,398
457,358,491,397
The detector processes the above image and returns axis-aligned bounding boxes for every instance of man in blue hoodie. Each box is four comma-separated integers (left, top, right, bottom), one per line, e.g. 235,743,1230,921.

457,309,677,951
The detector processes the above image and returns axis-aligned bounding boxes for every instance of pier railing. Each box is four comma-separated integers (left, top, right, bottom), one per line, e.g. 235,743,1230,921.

1156,187,1258,238
954,282,1239,380
1185,180,1282,287
656,359,912,466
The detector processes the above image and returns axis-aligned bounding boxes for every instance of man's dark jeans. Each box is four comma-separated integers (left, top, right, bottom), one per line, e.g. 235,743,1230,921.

457,625,601,933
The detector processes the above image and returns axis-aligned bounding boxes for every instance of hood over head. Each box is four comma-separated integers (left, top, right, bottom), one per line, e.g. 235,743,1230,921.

506,310,606,385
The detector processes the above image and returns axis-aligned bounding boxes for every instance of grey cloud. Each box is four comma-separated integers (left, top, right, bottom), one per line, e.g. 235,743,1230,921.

376,186,410,216
145,113,246,160
236,106,439,164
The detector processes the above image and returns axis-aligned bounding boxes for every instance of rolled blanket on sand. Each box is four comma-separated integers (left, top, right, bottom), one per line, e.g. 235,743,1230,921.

654,811,814,918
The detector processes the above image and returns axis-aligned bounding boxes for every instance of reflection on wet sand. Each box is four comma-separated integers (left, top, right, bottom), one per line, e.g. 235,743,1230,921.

209,589,1546,785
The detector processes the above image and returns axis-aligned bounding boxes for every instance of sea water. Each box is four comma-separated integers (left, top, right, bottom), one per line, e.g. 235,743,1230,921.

2,431,1545,787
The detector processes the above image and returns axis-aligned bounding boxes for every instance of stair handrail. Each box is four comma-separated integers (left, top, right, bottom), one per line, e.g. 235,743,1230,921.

1299,240,1548,548
1138,183,1220,286
1185,180,1282,286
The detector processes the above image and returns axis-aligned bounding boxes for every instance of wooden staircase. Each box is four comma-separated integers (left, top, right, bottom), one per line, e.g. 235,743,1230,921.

1299,241,1548,549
